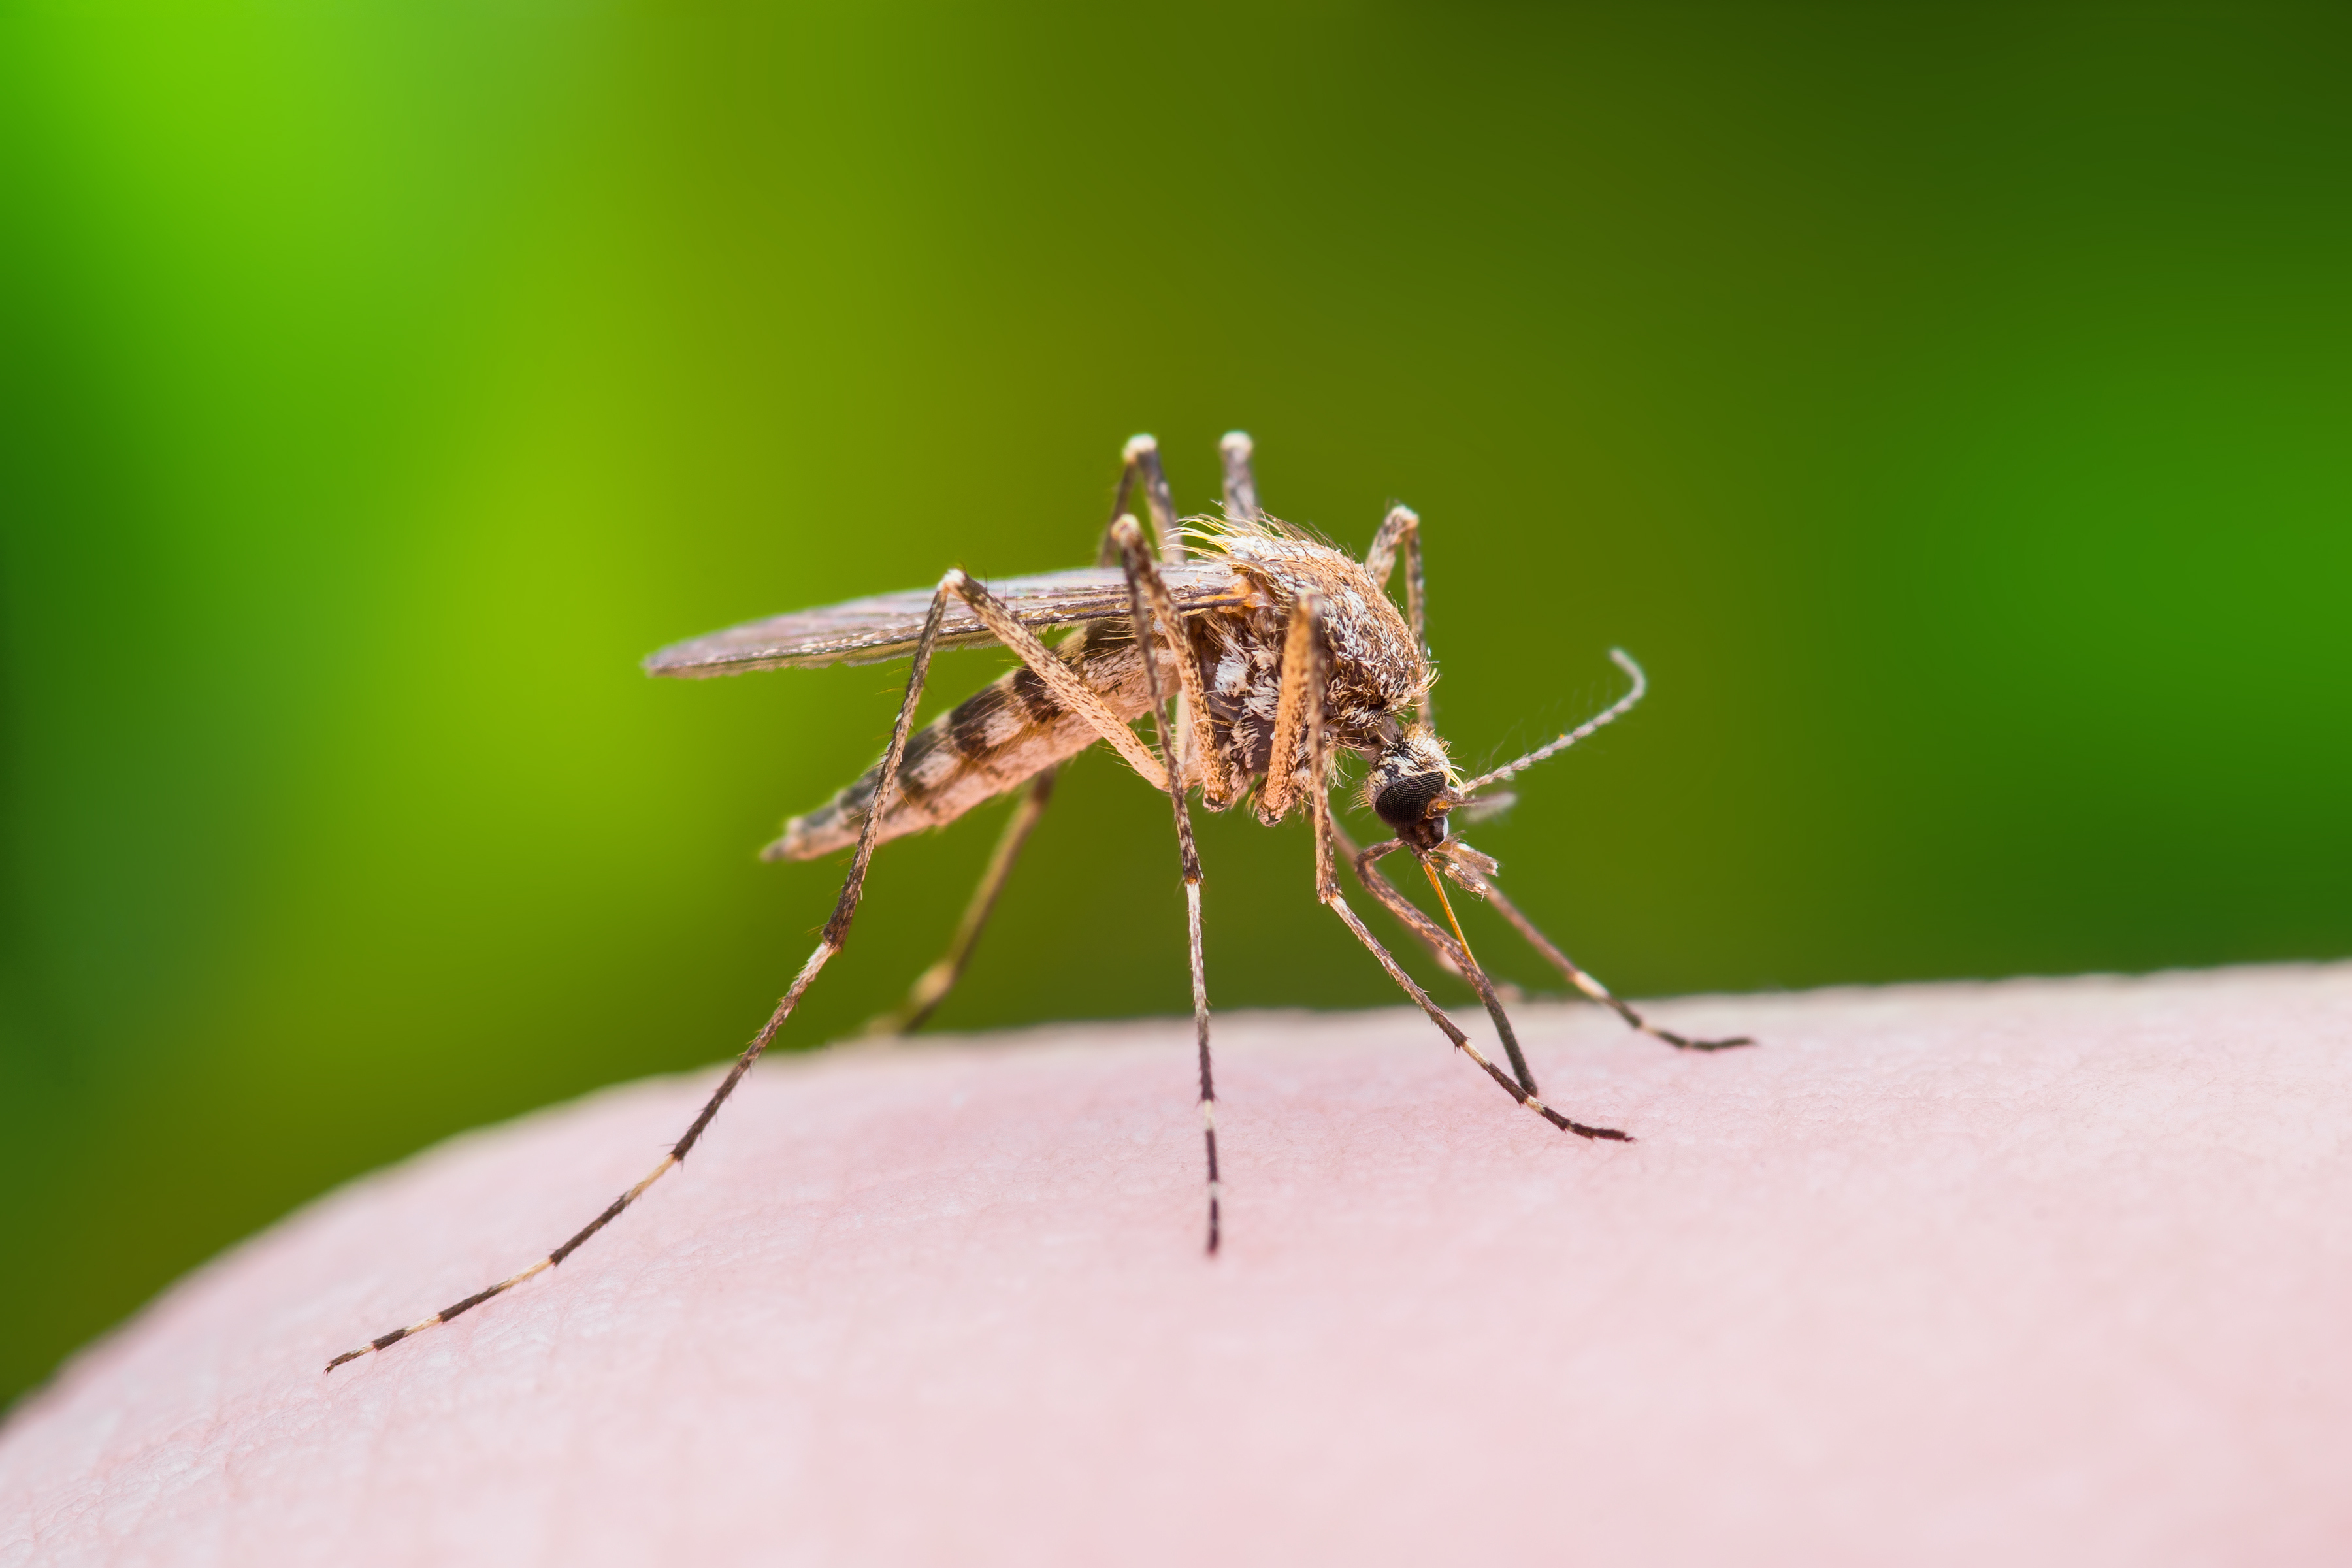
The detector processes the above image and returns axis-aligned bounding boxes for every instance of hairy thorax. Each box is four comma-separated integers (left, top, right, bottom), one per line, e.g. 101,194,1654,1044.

1186,526,1431,818
780,519,1432,860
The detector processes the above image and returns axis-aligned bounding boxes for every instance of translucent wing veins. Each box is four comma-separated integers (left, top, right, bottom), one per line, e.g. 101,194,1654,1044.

644,563,1246,677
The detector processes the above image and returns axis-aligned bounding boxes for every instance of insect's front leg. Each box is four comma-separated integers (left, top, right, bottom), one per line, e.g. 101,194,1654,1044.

1328,816,1524,1002
327,573,966,1372
1348,834,1541,1098
1446,852,1755,1053
1273,594,1625,1141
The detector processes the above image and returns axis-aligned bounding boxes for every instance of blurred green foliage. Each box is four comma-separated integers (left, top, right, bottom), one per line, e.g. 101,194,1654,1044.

4,1,2347,1407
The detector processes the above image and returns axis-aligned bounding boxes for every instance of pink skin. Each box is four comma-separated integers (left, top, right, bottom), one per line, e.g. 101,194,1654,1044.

4,967,2351,1567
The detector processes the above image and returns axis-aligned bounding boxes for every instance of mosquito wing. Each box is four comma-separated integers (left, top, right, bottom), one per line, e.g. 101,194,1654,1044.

644,563,1247,678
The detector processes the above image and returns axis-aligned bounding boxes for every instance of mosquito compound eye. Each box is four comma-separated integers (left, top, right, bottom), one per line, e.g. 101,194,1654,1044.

1373,770,1447,829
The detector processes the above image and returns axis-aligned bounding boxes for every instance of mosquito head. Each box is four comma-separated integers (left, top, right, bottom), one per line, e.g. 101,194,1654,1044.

1365,728,1457,852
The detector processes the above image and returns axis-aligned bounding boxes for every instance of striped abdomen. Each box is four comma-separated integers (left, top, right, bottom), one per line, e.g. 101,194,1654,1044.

767,619,1165,860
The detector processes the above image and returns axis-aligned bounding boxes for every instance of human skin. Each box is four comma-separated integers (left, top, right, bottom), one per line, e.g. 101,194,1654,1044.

3,965,2349,1567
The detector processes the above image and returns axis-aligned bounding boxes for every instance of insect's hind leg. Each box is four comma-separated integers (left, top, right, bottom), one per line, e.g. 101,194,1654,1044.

861,765,1058,1037
1469,873,1754,1052
325,576,965,1373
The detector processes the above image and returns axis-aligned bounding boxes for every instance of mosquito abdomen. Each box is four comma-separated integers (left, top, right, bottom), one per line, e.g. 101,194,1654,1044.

768,620,1158,861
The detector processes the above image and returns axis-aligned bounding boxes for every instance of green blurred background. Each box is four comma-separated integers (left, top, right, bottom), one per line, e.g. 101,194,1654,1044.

4,1,2347,1407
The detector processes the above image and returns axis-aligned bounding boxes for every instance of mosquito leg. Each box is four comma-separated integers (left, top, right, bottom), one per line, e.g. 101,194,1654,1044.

1328,817,1525,1002
1362,504,1431,728
1253,595,1324,825
958,545,1241,1239
1100,433,1183,564
1267,592,1624,1140
1103,506,1232,806
1348,834,1541,1097
1330,817,1473,983
946,570,1171,790
1096,440,1230,802
861,764,1058,1037
327,574,963,1373
1109,514,1222,1252
1469,868,1755,1052
1218,430,1262,523
1315,802,1624,1140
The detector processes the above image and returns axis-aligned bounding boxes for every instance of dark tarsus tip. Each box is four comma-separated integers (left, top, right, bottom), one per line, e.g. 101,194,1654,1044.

550,1194,632,1266
1665,1031,1757,1052
438,1284,504,1322
325,1323,414,1373
1540,1104,1634,1141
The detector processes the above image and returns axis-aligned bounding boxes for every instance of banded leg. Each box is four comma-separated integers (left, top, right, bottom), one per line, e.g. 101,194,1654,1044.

1262,565,1529,1086
861,765,1058,1037
1431,649,1750,1052
1110,502,1232,805
1328,816,1524,1002
1363,504,1431,728
328,574,966,1373
1219,430,1262,523
1272,593,1626,1141
1460,865,1754,1053
1101,433,1183,564
326,560,1205,1371
1109,514,1222,1253
1098,436,1229,804
1346,833,1542,1096
951,569,1172,789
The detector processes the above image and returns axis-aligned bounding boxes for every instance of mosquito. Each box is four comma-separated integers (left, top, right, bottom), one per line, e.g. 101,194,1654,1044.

325,432,1750,1373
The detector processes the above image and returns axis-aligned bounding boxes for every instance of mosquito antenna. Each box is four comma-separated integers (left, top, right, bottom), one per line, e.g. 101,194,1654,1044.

1453,649,1646,799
